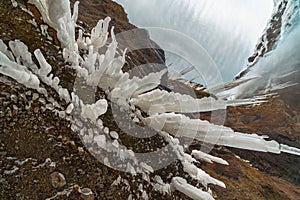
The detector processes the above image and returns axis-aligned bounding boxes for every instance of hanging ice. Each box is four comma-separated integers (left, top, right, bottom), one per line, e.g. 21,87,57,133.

0,40,40,90
171,177,214,200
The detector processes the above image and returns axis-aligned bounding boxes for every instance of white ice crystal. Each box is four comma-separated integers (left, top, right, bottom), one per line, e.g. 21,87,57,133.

0,44,40,90
80,99,108,123
77,17,111,51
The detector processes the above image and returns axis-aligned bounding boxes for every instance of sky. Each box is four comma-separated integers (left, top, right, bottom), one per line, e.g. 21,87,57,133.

114,0,274,84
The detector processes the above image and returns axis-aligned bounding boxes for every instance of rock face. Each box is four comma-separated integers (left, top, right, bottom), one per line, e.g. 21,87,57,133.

0,0,299,200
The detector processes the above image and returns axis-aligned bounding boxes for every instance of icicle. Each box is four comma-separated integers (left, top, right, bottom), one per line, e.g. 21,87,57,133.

280,144,300,156
191,150,229,165
90,17,111,51
171,177,215,200
8,40,34,67
168,66,194,80
34,49,52,77
0,51,40,90
0,39,15,61
3,2,299,200
109,69,167,108
131,89,226,115
182,161,225,188
144,113,287,154
29,0,78,51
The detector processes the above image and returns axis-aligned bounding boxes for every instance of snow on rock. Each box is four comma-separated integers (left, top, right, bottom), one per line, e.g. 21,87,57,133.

66,103,74,114
152,176,171,194
11,0,18,7
110,131,119,140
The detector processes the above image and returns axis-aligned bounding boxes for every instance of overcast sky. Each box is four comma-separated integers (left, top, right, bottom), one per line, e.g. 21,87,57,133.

114,0,274,82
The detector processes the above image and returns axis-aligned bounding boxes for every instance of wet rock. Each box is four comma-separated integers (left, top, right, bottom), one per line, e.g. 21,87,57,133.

33,107,39,114
49,162,57,172
32,93,39,101
50,172,66,188
79,188,95,200
78,147,85,154
10,94,18,102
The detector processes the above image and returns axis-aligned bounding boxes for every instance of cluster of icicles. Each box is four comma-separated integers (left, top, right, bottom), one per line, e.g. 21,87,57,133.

0,1,299,199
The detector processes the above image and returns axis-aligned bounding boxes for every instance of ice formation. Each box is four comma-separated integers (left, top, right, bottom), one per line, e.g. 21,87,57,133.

1,1,300,199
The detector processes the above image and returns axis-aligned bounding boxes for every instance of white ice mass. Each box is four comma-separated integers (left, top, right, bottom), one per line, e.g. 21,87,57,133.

0,0,300,200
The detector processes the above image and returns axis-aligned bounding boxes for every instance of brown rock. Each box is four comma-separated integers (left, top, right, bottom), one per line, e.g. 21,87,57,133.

79,188,95,200
50,172,66,188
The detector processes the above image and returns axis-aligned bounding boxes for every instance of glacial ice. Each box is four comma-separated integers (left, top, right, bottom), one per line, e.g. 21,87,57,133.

230,0,300,98
0,42,40,90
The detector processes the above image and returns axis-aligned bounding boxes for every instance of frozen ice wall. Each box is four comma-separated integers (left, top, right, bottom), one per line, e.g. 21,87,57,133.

114,0,273,83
